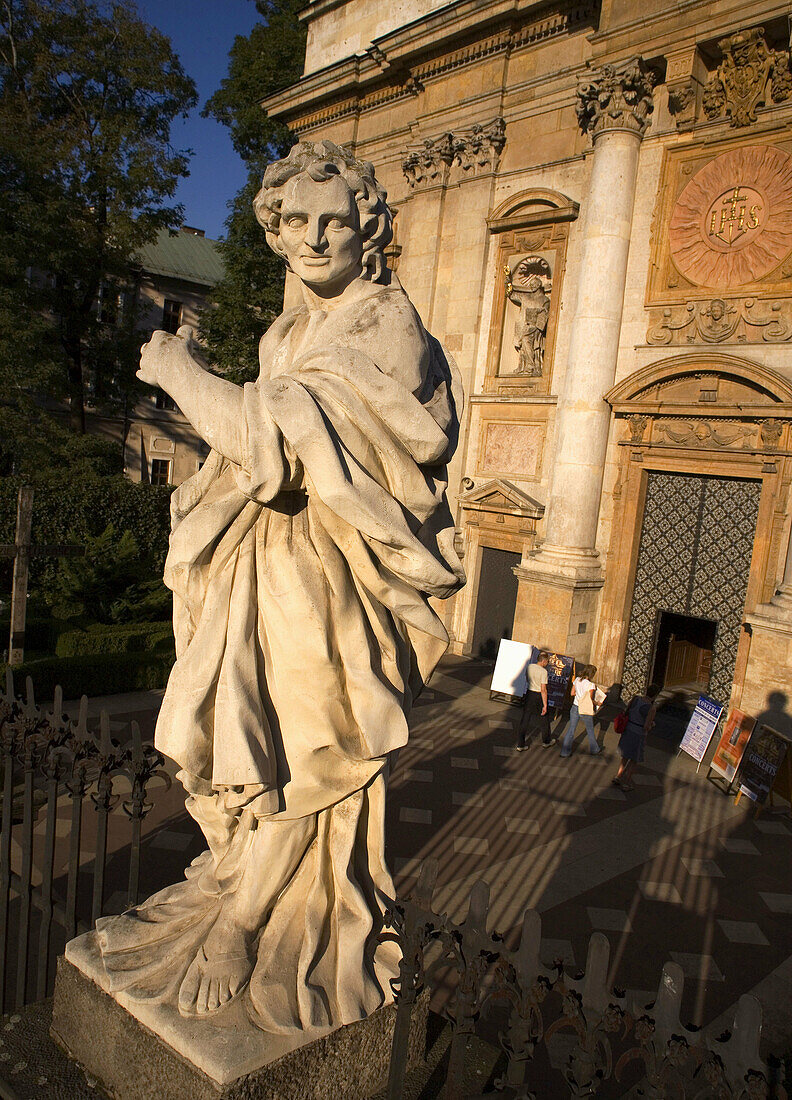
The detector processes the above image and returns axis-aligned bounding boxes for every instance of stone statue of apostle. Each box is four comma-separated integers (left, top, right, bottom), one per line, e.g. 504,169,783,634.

93,141,465,1033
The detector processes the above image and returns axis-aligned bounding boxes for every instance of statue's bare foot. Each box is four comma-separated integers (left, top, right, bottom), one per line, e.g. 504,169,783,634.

178,924,255,1017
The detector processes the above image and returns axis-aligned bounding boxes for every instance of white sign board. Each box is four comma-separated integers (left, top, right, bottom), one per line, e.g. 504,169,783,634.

679,694,723,771
490,640,535,698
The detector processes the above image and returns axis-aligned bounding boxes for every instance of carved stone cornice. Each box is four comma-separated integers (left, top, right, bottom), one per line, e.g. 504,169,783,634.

646,297,792,346
576,57,655,141
402,117,506,188
264,1,599,133
702,26,792,128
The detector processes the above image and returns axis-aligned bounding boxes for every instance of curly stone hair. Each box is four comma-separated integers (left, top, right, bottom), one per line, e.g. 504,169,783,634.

253,140,393,283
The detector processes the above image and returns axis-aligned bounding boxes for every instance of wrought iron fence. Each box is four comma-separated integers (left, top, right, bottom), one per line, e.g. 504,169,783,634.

383,861,787,1099
0,670,170,1013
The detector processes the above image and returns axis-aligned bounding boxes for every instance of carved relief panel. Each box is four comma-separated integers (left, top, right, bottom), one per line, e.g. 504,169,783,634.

483,190,577,395
647,134,792,313
477,418,545,480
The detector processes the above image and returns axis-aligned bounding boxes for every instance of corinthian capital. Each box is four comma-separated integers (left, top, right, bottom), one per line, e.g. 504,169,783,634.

576,58,655,140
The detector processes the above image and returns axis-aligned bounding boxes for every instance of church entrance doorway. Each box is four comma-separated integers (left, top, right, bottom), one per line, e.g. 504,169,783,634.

621,471,760,702
470,547,521,659
651,611,716,691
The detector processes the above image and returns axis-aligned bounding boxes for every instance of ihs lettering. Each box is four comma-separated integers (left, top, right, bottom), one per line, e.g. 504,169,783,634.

708,186,762,244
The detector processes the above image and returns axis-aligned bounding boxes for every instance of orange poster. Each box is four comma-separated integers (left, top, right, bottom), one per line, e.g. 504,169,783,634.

710,709,756,784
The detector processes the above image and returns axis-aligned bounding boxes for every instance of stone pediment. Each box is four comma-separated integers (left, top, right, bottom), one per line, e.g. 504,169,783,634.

458,479,544,517
606,354,792,415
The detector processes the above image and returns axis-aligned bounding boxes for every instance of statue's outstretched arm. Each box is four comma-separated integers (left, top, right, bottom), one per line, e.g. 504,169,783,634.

138,327,247,466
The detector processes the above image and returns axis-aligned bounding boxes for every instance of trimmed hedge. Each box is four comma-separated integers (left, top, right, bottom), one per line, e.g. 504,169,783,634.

2,649,175,701
0,614,61,655
56,621,174,658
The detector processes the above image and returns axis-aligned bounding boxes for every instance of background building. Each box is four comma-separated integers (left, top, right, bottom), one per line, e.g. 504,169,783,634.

262,0,792,716
108,226,223,486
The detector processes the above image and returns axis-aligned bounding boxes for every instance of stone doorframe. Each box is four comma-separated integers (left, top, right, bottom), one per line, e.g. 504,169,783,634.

451,479,544,656
594,353,792,709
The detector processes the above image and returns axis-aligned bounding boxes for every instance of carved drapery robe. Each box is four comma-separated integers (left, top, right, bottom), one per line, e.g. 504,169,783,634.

95,279,465,1032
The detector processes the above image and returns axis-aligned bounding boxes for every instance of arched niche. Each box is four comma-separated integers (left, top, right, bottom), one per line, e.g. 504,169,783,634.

483,188,579,396
487,187,580,233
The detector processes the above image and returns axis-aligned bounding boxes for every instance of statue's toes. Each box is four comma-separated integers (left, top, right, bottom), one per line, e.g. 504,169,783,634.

178,947,252,1017
205,976,220,1013
178,950,205,1016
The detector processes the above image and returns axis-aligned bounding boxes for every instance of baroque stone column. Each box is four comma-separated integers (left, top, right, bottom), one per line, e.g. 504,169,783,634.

512,59,654,657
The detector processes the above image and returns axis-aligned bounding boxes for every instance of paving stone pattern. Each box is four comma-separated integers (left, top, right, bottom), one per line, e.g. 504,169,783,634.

43,660,792,1056
387,657,792,1040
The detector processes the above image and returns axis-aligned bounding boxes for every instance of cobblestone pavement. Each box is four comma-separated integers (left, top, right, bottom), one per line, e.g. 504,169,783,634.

60,658,792,1053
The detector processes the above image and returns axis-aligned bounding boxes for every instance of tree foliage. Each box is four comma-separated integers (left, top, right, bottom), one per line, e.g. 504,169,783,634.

0,475,173,611
49,523,170,623
0,0,197,447
199,0,306,384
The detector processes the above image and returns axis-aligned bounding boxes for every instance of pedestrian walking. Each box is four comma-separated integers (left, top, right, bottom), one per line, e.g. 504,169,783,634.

516,650,555,750
559,664,602,757
612,683,660,790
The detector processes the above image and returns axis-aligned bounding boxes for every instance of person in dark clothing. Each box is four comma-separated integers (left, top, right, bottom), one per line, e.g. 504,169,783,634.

612,683,661,790
516,650,554,750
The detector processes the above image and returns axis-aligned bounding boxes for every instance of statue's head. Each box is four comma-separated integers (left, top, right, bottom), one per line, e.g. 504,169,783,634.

254,140,393,293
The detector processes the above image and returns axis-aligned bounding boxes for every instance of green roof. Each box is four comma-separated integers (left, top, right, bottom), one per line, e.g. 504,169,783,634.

137,228,225,287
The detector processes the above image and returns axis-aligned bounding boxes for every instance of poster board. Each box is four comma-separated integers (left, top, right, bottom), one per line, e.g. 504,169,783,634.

546,653,575,710
710,709,756,786
490,640,535,699
737,725,791,805
679,695,723,770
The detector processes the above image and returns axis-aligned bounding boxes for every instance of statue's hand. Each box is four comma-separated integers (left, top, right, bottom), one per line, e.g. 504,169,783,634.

137,327,201,390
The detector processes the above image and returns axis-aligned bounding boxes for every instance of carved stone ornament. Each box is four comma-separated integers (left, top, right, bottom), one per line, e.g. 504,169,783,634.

402,117,506,186
647,297,792,345
760,418,783,450
668,145,792,288
575,58,655,140
505,256,552,376
626,414,648,444
702,27,792,127
667,81,697,129
655,420,756,448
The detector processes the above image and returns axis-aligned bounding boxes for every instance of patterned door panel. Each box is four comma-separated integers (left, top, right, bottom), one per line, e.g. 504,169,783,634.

621,472,760,703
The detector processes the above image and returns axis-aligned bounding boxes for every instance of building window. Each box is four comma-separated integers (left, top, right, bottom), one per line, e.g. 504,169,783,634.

150,458,172,486
98,282,123,325
162,298,182,334
155,390,177,411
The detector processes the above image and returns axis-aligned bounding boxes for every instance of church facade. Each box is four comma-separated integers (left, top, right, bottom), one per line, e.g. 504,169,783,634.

263,0,792,717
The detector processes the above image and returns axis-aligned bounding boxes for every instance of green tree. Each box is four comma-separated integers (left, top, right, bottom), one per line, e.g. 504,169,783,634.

0,0,197,443
200,0,306,384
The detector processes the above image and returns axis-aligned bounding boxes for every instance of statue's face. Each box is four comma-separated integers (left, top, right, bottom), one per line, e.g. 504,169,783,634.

278,174,363,294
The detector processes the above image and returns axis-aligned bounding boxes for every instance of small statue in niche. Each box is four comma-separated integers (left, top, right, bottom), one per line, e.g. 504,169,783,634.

505,256,552,376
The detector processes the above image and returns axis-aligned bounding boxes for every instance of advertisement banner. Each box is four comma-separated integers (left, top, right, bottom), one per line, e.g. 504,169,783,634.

737,726,791,804
490,640,536,698
710,709,756,785
546,653,575,710
679,695,723,769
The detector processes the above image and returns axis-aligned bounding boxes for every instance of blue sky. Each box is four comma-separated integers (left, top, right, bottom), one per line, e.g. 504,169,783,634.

134,0,264,240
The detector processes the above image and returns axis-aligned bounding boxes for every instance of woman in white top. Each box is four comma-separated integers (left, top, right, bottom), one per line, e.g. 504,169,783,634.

559,664,602,757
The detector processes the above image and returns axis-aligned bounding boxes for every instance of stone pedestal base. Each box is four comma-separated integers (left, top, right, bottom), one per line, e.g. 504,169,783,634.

51,934,427,1100
513,554,604,661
